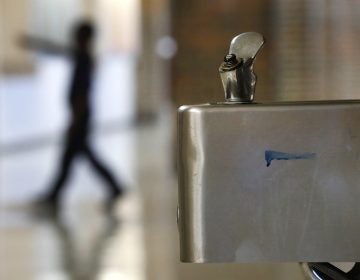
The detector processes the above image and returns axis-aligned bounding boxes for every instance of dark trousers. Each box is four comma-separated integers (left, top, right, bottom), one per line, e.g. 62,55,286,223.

48,120,121,200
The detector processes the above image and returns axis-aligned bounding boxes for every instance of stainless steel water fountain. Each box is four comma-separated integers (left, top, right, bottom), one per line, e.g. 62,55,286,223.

177,32,360,263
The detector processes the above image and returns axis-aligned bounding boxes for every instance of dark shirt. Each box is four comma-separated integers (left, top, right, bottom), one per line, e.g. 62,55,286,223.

68,50,93,119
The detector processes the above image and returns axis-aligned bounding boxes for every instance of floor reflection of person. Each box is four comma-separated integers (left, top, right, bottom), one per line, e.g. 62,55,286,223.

33,209,121,279
22,20,124,210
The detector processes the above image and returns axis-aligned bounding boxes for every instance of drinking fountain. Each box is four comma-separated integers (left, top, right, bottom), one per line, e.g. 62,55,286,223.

177,32,360,269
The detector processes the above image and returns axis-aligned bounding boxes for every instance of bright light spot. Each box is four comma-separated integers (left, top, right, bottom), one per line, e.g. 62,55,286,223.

155,36,178,59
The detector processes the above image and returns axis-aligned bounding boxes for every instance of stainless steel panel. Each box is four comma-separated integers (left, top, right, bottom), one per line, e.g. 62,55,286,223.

178,100,360,262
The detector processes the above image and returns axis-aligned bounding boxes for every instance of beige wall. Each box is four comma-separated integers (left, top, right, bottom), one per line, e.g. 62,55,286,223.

0,0,84,74
0,0,142,72
0,0,32,74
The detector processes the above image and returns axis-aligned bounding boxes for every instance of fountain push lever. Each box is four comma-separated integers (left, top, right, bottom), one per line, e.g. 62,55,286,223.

219,32,264,103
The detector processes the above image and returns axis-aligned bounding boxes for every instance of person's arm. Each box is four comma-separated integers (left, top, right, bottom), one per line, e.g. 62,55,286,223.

19,35,70,56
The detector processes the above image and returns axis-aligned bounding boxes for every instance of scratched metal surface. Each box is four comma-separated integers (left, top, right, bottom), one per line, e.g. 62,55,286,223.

178,100,360,262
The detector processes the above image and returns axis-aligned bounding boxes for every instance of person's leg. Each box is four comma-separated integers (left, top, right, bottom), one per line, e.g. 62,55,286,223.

44,143,77,203
83,143,123,198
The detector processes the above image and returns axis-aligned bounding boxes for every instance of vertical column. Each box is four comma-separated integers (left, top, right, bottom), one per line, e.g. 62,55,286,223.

137,0,172,120
328,0,354,99
350,1,360,99
303,0,327,99
272,0,306,101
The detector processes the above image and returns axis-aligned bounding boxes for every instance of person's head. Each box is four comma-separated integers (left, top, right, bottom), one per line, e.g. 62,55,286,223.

72,20,95,50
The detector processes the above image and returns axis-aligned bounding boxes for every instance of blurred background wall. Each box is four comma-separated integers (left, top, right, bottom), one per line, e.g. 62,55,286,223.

2,0,360,117
0,0,141,71
172,0,360,107
0,0,144,149
172,0,271,105
4,0,360,137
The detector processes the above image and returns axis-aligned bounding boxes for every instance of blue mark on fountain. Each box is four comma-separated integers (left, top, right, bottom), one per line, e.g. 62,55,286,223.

265,150,316,167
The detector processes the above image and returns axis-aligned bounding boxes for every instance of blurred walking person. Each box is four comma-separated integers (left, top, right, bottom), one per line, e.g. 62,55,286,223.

22,20,124,210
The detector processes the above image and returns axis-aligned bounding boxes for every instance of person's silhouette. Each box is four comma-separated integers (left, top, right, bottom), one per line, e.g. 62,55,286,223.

22,21,124,209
